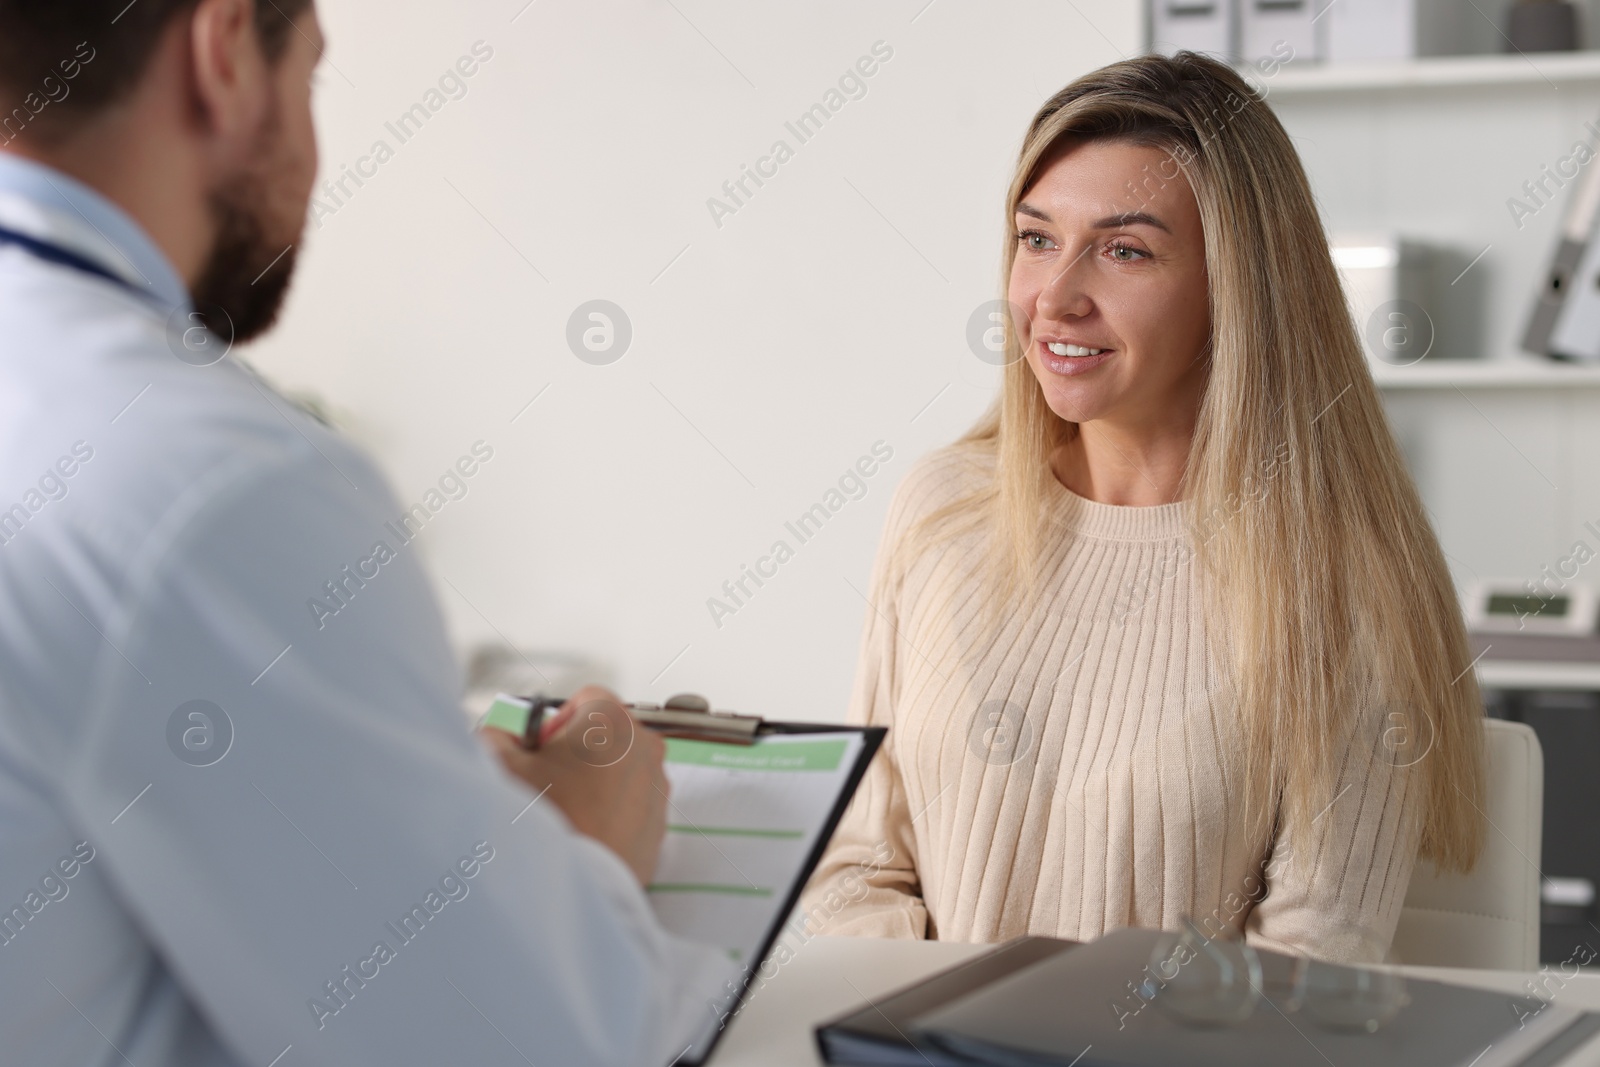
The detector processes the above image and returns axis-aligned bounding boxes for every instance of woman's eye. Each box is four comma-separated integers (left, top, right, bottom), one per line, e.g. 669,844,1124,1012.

1017,230,1057,252
1108,241,1148,262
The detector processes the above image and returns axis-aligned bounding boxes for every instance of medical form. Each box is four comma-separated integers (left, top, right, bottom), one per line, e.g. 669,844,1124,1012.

648,731,866,963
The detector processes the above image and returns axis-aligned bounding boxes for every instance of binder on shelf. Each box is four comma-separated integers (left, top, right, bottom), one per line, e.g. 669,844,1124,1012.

1149,0,1237,62
1238,0,1321,65
1531,148,1600,360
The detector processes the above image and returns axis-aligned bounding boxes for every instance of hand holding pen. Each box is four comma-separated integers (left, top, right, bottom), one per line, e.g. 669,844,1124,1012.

479,685,670,887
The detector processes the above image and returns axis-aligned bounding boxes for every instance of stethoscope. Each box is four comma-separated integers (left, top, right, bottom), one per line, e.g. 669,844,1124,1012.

0,222,152,302
0,221,229,369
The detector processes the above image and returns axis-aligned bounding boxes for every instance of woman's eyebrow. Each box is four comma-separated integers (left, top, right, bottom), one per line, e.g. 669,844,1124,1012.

1096,210,1171,233
1014,202,1171,234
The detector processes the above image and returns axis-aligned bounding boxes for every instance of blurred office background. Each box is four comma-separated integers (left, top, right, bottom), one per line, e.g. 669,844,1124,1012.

251,0,1600,732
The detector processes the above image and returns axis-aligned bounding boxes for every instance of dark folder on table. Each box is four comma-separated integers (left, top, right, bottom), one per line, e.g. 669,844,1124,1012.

818,927,1600,1067
815,936,1078,1066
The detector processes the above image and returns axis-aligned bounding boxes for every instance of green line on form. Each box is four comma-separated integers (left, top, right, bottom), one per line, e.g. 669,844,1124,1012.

667,825,804,839
648,883,774,897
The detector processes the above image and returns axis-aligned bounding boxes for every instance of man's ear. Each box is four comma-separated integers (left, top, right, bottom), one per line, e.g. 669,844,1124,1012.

188,0,271,142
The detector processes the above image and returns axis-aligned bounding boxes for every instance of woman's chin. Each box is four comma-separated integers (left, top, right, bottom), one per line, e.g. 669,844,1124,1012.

1047,403,1105,425
1034,378,1109,425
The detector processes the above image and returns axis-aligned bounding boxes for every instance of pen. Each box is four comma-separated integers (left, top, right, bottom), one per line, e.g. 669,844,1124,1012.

480,692,763,749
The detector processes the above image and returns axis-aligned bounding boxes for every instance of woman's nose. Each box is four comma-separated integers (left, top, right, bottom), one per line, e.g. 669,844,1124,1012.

1036,248,1094,321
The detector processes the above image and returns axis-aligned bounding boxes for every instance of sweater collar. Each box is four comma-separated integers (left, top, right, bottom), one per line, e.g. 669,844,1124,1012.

1045,474,1190,542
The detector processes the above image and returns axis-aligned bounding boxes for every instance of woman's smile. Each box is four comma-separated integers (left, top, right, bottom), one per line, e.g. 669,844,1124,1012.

1037,339,1114,375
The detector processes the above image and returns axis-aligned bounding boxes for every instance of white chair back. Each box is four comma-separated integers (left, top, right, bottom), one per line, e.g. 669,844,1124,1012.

1391,718,1543,971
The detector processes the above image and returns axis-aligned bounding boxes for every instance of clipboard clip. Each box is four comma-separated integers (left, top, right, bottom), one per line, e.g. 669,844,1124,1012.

625,692,764,746
483,691,764,749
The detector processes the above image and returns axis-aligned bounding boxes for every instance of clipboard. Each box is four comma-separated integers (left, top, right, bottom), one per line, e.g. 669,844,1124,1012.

476,691,885,1066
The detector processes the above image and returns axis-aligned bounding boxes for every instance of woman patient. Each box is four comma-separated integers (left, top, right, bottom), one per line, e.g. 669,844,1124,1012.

800,50,1485,964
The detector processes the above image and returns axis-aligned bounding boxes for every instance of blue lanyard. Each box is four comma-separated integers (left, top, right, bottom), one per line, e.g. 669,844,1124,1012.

0,223,143,297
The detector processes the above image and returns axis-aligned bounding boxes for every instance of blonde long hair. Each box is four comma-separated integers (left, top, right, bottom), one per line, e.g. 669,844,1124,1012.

917,51,1484,873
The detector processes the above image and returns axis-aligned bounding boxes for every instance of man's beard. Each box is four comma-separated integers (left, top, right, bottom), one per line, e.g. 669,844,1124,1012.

190,141,303,347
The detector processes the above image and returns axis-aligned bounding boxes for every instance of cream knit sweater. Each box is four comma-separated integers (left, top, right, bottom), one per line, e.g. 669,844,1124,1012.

799,445,1422,964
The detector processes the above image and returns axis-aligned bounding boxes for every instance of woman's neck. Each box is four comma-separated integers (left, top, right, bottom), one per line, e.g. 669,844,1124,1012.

1050,419,1194,506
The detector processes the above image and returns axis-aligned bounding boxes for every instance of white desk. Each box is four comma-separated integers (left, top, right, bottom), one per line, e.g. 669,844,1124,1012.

708,935,1600,1066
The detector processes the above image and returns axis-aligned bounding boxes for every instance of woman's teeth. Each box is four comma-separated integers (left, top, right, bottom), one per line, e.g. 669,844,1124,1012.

1047,343,1105,357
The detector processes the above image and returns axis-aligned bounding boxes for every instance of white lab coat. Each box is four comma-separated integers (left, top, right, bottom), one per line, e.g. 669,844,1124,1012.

0,153,732,1067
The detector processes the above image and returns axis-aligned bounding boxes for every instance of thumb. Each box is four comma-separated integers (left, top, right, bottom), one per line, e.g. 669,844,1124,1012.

537,700,579,746
542,686,624,745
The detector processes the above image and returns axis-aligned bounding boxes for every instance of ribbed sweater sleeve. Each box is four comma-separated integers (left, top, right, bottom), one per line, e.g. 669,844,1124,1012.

1244,676,1424,962
797,456,930,939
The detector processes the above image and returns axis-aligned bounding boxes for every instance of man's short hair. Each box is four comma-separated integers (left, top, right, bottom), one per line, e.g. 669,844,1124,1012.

0,0,313,144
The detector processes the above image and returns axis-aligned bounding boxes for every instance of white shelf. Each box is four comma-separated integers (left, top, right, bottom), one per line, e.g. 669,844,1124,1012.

1370,359,1600,389
1238,50,1600,94
1479,660,1600,691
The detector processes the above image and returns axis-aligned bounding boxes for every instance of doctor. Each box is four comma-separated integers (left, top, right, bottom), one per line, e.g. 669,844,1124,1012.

0,2,731,1065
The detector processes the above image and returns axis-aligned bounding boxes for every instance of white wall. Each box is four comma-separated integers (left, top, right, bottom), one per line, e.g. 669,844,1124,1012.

256,0,1600,721
250,0,1145,720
